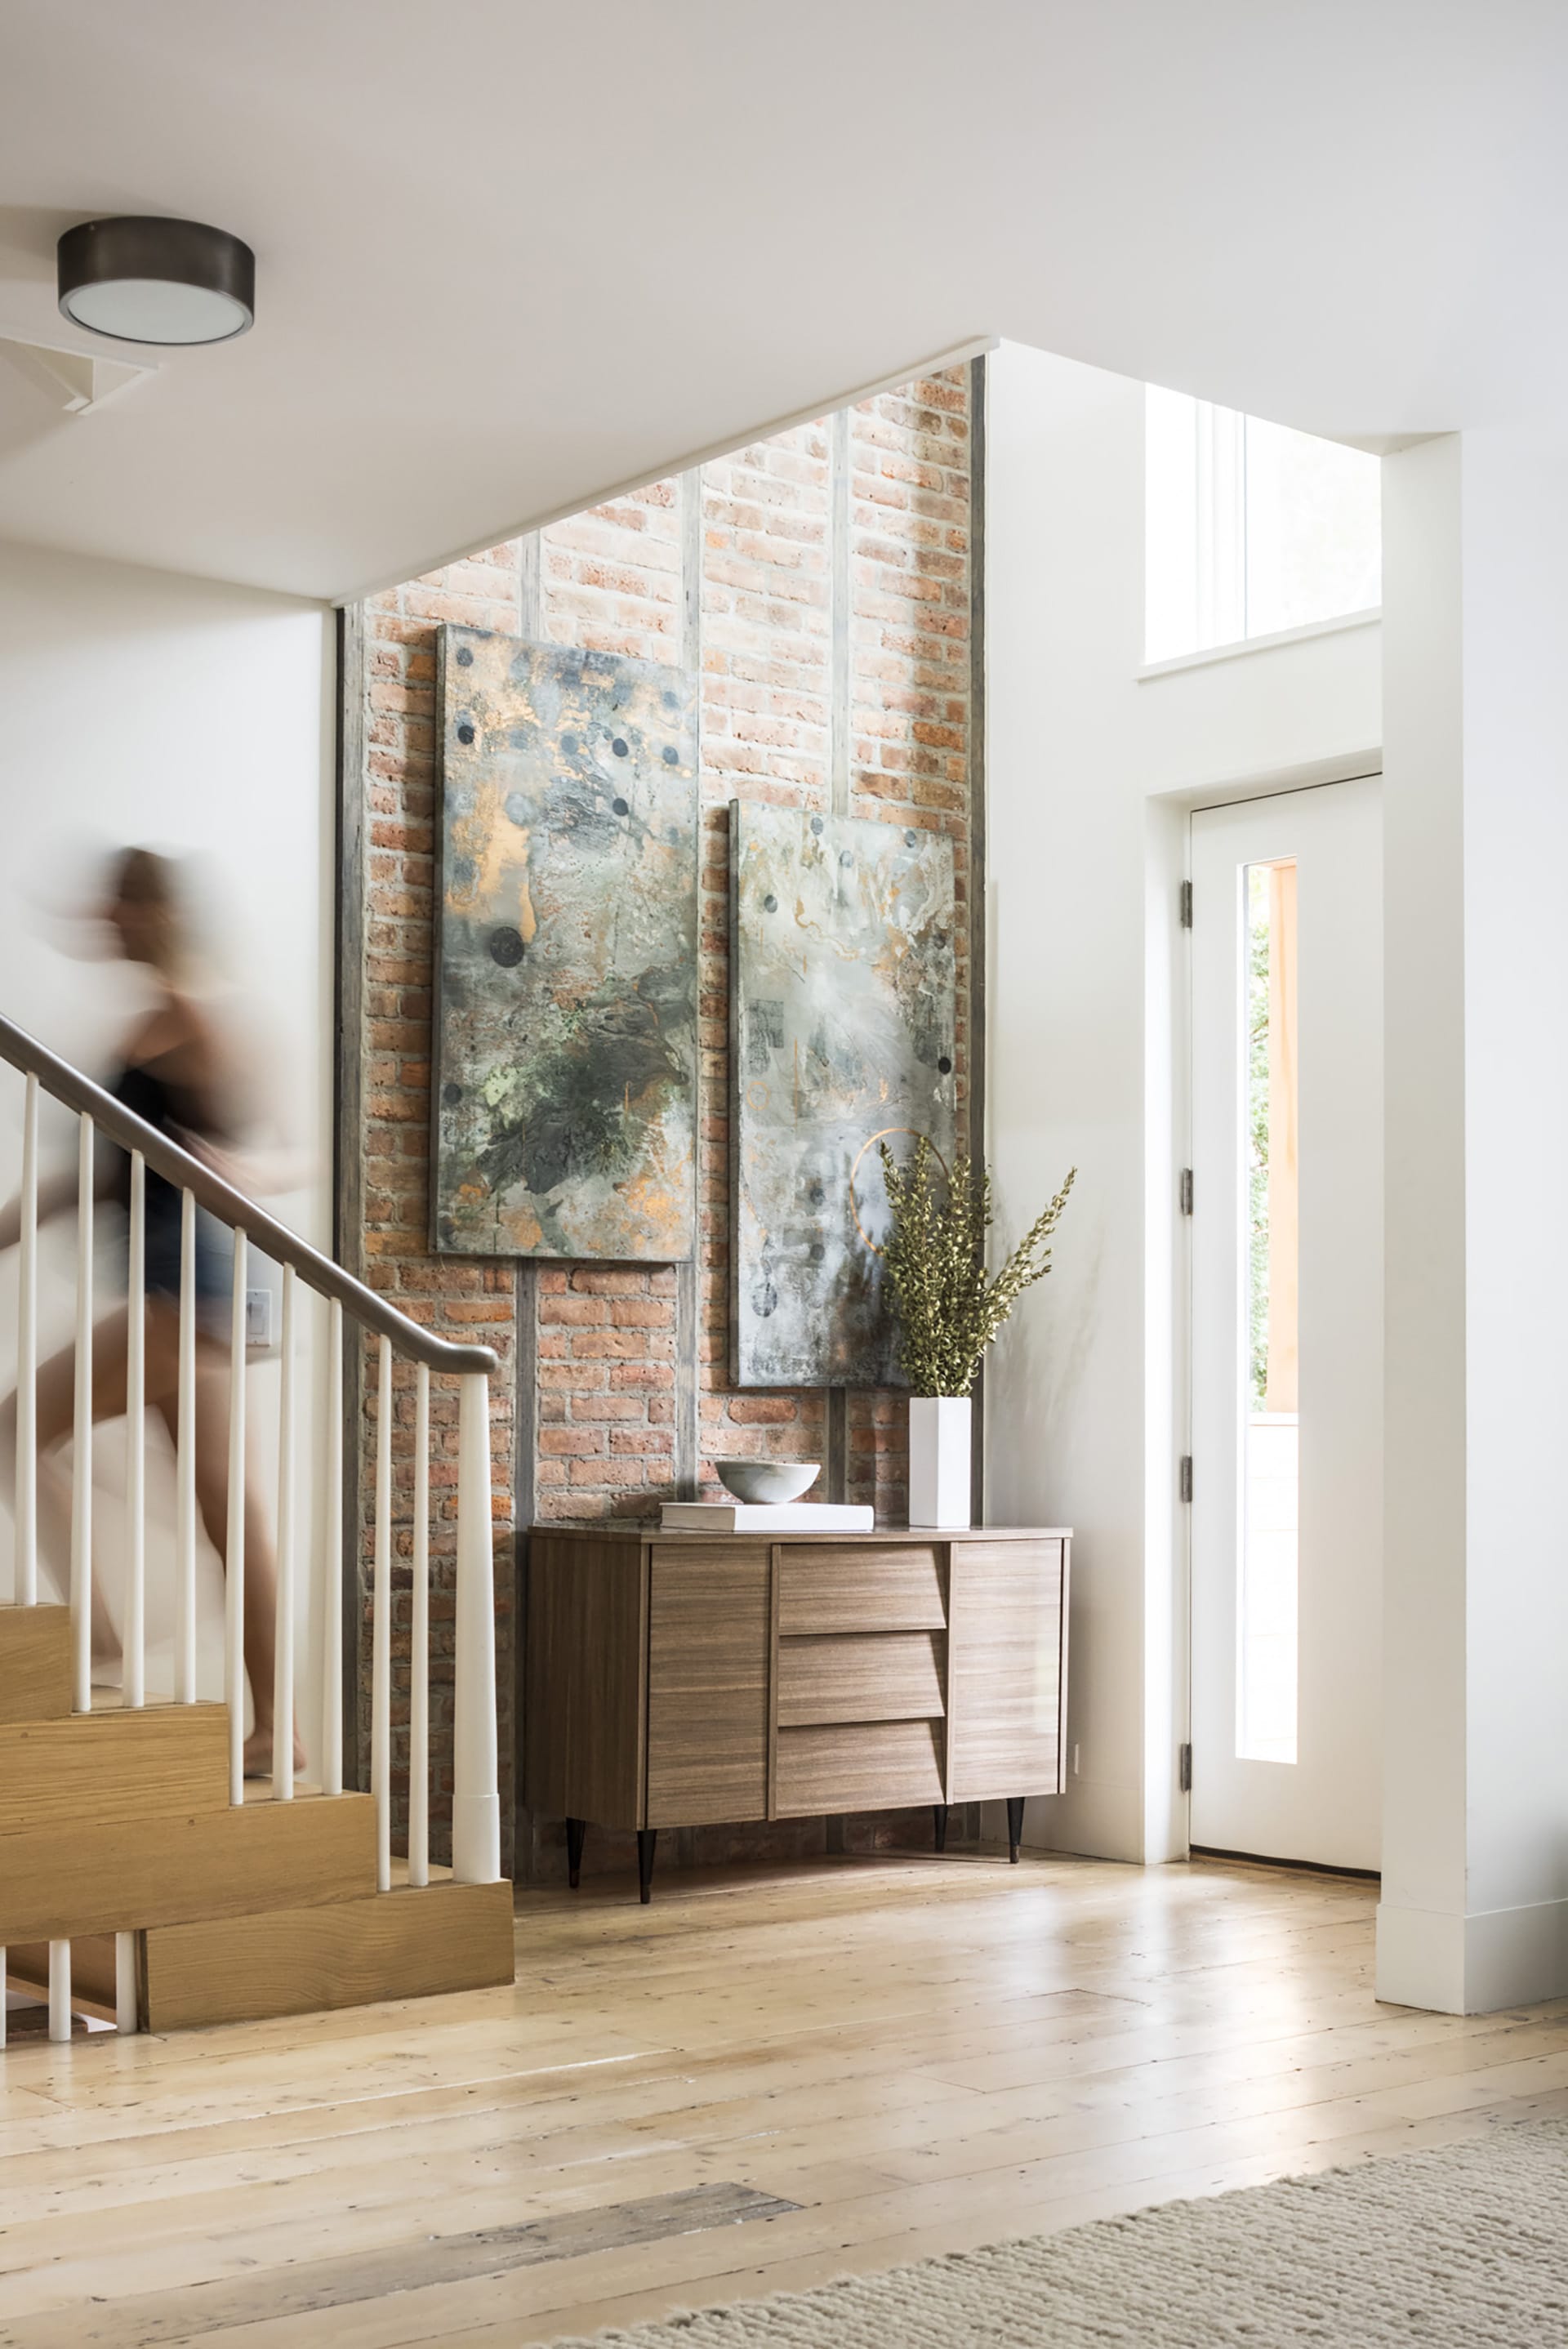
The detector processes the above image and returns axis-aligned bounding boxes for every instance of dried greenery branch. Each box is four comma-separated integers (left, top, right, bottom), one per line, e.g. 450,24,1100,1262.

876,1138,1076,1399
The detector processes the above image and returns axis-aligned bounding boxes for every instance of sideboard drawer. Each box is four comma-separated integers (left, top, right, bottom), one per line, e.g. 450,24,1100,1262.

646,1544,769,1828
775,1719,944,1816
777,1544,946,1635
948,1539,1067,1803
777,1631,945,1727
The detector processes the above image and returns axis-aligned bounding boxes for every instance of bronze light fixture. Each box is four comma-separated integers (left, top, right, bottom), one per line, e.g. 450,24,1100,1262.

57,216,255,346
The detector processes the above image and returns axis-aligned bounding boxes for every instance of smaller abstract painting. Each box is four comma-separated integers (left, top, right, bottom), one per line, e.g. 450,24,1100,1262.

730,805,958,1387
433,626,698,1260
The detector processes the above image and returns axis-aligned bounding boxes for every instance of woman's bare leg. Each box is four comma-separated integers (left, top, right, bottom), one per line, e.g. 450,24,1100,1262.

148,1315,303,1774
4,1304,301,1768
1,1313,129,1665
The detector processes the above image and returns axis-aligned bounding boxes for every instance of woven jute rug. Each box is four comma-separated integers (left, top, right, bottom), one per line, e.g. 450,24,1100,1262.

551,2119,1568,2346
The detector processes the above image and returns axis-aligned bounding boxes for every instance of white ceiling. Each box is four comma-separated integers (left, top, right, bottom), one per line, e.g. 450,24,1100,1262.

0,0,1564,604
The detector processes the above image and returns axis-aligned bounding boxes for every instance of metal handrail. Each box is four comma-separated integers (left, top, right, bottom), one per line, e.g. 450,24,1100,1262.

0,1010,499,1377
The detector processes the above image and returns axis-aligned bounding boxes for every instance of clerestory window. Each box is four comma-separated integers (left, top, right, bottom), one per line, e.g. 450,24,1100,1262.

1144,387,1380,666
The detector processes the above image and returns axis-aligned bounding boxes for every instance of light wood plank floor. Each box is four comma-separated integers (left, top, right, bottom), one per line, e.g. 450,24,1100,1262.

2,1851,1567,2347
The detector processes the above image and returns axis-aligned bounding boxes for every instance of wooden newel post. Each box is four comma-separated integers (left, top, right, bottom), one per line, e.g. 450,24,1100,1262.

452,1372,501,1884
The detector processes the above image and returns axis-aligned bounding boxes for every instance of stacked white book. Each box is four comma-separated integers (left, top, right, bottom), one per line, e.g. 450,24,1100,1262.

659,1500,875,1533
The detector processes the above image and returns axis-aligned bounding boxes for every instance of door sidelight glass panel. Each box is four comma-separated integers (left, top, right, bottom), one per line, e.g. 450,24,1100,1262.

1240,858,1298,1764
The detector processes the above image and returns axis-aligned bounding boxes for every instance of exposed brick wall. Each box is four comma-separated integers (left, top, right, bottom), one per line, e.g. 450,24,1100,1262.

352,369,975,1874
359,546,526,1867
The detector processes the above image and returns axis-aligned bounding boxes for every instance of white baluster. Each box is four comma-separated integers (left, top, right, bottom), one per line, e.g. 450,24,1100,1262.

175,1190,197,1704
321,1299,344,1798
372,1335,392,1892
114,1931,137,2034
47,1940,70,2044
272,1265,296,1802
225,1230,247,1806
452,1372,499,1884
124,1151,145,1709
71,1115,93,1713
16,1072,38,1604
410,1362,430,1888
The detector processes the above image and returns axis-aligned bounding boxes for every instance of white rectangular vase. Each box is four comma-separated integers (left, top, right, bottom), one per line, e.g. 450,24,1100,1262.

908,1395,973,1529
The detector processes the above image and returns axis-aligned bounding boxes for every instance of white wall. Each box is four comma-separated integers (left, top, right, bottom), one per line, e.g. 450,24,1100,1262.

1379,430,1568,2011
983,343,1382,1863
0,540,334,1752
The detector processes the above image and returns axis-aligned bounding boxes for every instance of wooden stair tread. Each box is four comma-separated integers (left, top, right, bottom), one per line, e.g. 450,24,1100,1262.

242,1776,339,1803
87,1684,213,1711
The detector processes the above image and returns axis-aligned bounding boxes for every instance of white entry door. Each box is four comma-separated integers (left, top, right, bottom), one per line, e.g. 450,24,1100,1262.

1189,778,1382,1870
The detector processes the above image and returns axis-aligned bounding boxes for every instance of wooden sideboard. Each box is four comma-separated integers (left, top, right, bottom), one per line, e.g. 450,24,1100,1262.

525,1525,1071,1901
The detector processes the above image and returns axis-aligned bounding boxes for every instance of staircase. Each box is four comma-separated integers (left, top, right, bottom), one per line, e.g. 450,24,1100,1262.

0,1013,515,2042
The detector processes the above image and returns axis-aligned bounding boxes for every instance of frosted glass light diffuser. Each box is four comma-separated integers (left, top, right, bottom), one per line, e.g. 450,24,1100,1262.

58,216,254,347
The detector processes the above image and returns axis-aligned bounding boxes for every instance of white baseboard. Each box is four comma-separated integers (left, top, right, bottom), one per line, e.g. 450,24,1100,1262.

1377,1894,1568,2013
991,1780,1146,1865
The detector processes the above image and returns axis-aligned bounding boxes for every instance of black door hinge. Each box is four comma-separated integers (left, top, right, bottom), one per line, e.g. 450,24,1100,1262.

1179,879,1193,929
1179,1741,1192,1793
1179,1167,1193,1216
1179,1455,1193,1503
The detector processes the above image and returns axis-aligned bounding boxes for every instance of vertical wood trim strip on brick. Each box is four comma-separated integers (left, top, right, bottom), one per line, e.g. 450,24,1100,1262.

967,353,989,1527
512,533,542,1540
513,531,541,1851
725,792,744,1397
829,403,853,821
825,403,854,1500
333,600,368,1792
675,470,704,1500
517,532,541,637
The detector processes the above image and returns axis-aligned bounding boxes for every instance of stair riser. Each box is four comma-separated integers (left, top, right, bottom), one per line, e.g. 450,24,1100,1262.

0,1794,378,1941
0,1606,71,1726
0,1705,229,1838
142,1880,516,2030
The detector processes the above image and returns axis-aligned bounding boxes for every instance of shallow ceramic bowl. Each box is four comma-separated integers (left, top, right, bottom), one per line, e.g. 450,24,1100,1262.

715,1459,821,1504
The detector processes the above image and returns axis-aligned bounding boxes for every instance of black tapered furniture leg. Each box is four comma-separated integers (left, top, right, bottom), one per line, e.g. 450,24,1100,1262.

1006,1796,1025,1864
637,1828,658,1905
565,1816,586,1889
933,1804,949,1854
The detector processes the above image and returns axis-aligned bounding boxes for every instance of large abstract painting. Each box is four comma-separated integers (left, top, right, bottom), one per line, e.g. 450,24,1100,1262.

433,626,698,1260
730,805,958,1386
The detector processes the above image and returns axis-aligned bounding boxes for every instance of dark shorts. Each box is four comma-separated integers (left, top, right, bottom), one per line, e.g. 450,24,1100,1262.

140,1202,234,1338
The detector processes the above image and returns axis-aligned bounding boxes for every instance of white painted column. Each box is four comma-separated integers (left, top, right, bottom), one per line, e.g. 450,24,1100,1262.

15,1072,38,1604
1379,429,1568,2012
372,1336,392,1893
225,1232,248,1805
271,1265,296,1801
123,1152,145,1709
114,1931,138,2034
409,1362,430,1888
174,1190,198,1704
47,1941,70,2044
452,1372,500,1884
321,1299,344,1797
70,1115,95,1713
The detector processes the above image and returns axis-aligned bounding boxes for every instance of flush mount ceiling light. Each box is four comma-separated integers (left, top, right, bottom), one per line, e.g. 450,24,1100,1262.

57,216,254,346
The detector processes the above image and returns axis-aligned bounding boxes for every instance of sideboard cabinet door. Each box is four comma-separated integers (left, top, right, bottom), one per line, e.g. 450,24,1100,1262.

948,1538,1067,1803
646,1544,770,1828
